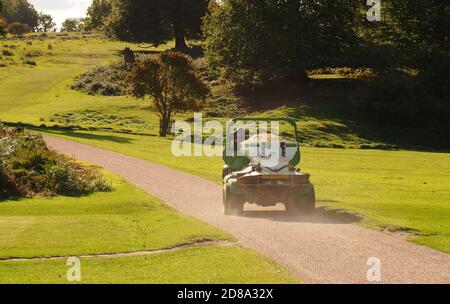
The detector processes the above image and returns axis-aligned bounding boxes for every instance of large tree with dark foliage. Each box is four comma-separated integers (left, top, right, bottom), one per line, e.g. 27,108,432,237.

106,0,209,50
203,0,363,87
0,0,38,30
85,0,112,31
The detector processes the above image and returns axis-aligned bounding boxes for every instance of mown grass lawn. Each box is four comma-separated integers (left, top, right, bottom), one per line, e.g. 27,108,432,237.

1,34,449,254
0,33,166,133
0,246,298,284
0,171,298,283
0,171,233,259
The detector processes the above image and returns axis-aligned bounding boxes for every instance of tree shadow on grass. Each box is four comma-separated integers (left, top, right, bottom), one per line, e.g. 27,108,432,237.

43,129,134,144
234,78,450,152
3,122,135,144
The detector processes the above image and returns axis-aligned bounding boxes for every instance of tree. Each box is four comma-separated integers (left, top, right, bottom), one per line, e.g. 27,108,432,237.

106,0,209,50
0,18,6,38
61,18,84,32
84,0,112,31
7,22,31,37
37,13,55,32
1,0,38,30
203,0,363,87
387,0,449,51
128,52,210,136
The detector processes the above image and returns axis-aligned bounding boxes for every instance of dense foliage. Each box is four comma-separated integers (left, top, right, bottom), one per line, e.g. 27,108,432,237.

0,125,111,198
203,0,449,126
105,0,209,49
0,0,38,29
61,18,84,32
36,12,55,32
204,0,363,87
85,0,112,31
7,21,30,37
128,51,210,136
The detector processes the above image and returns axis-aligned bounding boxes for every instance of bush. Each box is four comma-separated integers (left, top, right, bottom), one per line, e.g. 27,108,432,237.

23,60,37,66
7,22,31,37
0,125,111,198
71,62,128,96
2,49,13,56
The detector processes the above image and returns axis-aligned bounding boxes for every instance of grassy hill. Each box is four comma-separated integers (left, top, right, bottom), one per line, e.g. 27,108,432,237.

1,33,449,254
1,33,447,151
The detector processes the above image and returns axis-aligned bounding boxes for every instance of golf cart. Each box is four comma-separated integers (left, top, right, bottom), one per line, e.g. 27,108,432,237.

222,117,315,215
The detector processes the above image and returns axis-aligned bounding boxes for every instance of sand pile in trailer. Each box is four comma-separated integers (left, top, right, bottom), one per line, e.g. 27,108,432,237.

243,133,287,144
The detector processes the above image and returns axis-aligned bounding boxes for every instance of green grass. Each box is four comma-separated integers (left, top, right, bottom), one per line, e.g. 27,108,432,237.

0,246,298,284
1,34,449,255
0,171,233,259
42,129,450,253
0,170,298,283
0,34,165,133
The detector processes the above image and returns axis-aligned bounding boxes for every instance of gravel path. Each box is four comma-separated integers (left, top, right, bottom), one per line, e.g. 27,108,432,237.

44,135,450,284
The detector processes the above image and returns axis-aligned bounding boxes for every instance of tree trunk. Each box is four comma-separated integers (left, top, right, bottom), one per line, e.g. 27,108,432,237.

174,20,188,50
160,117,170,137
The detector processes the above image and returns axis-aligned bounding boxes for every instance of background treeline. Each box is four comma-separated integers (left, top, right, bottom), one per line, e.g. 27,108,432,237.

0,0,37,29
84,0,449,129
0,0,57,35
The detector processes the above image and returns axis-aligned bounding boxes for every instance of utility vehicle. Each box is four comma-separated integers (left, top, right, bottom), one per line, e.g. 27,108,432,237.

222,118,315,215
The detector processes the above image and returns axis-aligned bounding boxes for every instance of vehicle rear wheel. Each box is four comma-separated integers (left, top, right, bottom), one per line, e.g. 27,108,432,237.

223,184,244,215
286,186,316,214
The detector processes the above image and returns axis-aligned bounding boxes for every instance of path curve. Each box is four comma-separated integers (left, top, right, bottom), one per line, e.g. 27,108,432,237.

44,135,450,284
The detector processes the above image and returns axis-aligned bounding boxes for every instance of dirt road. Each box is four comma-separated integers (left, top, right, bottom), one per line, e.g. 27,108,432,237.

44,135,450,284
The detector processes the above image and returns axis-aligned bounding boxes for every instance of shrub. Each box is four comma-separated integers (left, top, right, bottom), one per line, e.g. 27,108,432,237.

71,62,128,96
2,49,13,56
0,125,111,198
23,60,37,66
7,22,32,37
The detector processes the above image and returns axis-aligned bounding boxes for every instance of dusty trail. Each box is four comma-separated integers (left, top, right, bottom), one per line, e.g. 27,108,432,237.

44,135,450,284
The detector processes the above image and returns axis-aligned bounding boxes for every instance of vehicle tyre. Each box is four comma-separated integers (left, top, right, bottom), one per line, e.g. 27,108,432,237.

223,184,244,215
286,186,316,214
